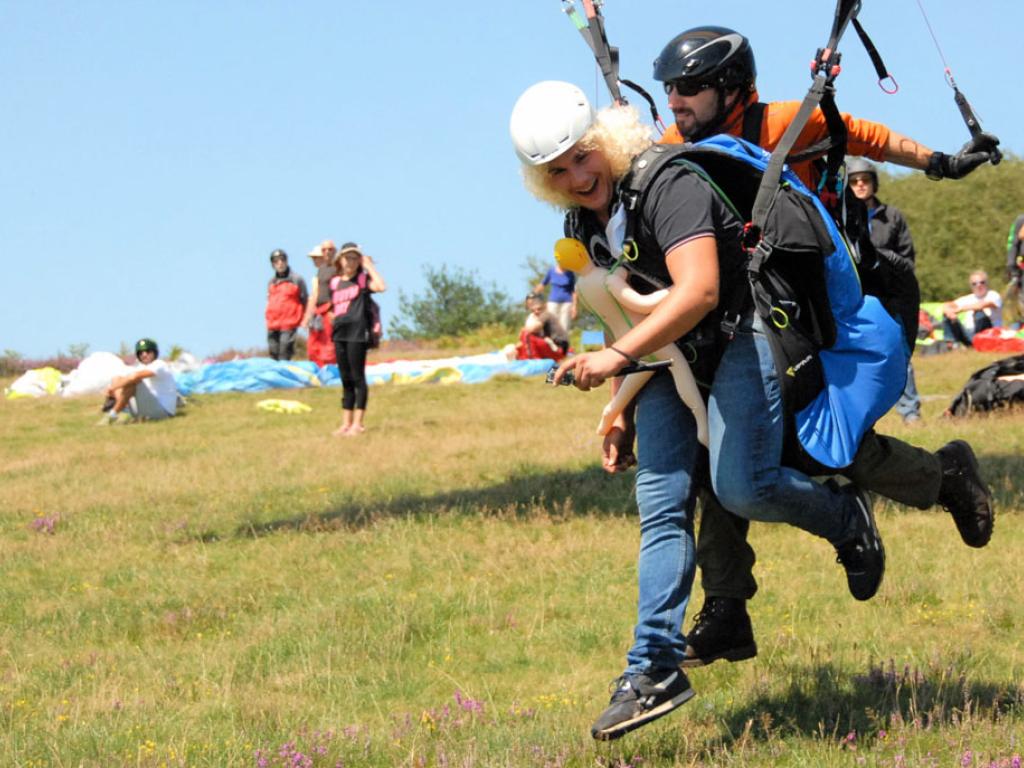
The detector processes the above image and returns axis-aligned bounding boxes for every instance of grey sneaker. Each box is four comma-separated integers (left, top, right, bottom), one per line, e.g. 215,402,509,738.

834,484,885,601
936,440,994,548
591,668,695,741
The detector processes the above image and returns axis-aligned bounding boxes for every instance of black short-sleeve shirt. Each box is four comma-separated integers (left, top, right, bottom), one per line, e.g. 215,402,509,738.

565,162,747,335
632,165,746,295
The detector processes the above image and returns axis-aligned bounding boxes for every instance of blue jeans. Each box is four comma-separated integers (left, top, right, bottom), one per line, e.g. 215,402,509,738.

707,324,855,543
626,371,699,674
895,360,921,421
625,322,856,674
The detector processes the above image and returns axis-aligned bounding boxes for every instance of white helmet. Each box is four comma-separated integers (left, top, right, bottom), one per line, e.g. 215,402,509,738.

509,81,594,166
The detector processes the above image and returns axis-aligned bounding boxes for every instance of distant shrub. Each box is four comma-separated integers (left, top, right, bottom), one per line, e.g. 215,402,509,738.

390,265,520,340
0,350,85,376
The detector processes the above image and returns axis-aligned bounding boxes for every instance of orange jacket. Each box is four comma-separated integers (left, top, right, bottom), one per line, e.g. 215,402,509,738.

660,90,890,190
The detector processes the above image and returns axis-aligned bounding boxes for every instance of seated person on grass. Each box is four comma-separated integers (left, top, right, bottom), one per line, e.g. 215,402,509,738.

942,270,1003,347
515,293,569,360
99,338,178,424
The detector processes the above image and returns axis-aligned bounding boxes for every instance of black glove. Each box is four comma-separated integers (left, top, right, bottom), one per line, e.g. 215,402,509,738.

927,132,1001,180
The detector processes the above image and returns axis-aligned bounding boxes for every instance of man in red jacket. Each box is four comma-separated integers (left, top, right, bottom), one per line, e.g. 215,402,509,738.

265,249,308,361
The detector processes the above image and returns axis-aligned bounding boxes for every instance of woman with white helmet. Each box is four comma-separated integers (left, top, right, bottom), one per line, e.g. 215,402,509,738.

510,80,884,741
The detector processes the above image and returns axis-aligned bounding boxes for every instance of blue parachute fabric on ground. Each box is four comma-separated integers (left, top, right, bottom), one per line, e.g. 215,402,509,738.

174,358,321,395
694,134,907,469
459,359,554,383
173,355,553,394
318,365,341,386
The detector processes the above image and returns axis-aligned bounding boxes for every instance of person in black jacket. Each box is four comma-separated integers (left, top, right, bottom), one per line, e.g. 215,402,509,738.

1006,214,1024,328
847,157,922,423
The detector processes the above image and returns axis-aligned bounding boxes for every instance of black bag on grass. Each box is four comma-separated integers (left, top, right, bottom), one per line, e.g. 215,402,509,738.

948,354,1024,415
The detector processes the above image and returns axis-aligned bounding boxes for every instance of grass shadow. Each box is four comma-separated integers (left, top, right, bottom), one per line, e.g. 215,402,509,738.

703,659,1022,752
233,464,638,538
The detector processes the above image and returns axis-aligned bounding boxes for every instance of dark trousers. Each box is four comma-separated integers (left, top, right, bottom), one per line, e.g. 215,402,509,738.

333,339,369,410
697,430,943,600
942,312,992,347
267,328,298,361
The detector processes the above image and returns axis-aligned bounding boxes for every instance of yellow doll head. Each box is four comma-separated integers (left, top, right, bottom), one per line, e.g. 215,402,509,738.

553,237,590,273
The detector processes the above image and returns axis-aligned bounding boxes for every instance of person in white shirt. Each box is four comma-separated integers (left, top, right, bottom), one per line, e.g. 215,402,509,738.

942,270,1003,347
98,338,178,423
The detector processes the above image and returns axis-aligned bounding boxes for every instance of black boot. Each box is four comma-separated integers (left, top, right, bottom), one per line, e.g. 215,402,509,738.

936,440,994,548
681,597,757,669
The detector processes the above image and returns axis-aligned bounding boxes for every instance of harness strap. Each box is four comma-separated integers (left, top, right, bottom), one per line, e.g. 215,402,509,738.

579,0,623,104
741,102,766,146
851,18,896,91
748,0,862,235
620,78,666,132
748,72,830,233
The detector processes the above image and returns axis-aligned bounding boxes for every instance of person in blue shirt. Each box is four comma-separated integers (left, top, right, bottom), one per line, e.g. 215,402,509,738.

535,263,578,333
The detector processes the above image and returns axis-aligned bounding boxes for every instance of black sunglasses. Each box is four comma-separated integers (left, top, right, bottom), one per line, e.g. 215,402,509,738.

663,79,715,97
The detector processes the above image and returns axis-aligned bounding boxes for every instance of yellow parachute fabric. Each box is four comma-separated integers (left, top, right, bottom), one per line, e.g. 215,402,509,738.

256,398,313,414
4,367,64,399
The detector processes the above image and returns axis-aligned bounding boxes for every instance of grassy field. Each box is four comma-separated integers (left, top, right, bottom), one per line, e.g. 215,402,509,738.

2,349,1022,767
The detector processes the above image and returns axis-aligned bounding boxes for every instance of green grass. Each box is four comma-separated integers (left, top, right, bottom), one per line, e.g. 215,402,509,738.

1,350,1022,767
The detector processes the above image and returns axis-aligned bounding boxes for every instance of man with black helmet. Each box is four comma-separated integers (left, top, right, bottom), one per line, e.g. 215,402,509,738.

98,338,178,424
653,26,1000,186
616,25,998,669
265,249,308,361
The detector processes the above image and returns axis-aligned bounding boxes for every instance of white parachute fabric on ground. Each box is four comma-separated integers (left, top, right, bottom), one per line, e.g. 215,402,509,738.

60,352,132,397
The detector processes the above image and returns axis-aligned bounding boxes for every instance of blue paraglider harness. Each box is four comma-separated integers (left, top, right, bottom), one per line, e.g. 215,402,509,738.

614,134,906,473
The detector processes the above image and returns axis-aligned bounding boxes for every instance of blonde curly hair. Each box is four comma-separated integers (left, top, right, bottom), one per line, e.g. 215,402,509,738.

520,103,654,209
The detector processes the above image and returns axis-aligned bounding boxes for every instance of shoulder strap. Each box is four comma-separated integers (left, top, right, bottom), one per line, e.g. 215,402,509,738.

741,102,766,146
617,143,700,274
749,0,862,234
618,144,693,209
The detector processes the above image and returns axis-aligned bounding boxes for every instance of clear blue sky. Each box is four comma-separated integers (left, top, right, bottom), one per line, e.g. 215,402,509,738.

3,1,1020,358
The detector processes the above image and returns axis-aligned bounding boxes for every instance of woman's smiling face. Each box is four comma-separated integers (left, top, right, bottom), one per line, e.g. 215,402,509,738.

544,143,614,214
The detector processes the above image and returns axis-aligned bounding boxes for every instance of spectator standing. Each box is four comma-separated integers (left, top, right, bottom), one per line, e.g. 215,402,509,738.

301,240,338,368
265,249,308,361
98,338,177,424
1005,214,1024,328
847,158,922,423
534,263,578,333
329,242,386,436
942,270,1003,347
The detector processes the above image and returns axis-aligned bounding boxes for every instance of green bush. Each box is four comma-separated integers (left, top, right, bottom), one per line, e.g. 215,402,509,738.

389,265,521,340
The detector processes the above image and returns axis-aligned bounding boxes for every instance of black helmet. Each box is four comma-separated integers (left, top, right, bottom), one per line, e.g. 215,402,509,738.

653,26,756,91
270,248,288,263
846,157,879,189
135,338,159,359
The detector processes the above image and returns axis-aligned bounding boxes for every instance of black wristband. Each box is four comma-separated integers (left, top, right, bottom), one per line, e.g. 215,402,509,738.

925,151,945,181
609,346,640,365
